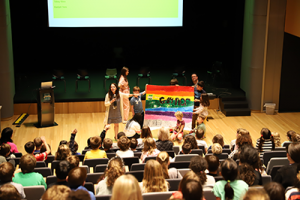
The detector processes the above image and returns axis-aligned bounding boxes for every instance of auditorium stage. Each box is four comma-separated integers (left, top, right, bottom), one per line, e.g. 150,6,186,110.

1,109,300,156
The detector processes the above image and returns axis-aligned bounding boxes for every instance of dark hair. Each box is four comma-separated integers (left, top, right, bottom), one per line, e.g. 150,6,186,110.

125,113,142,130
170,79,179,85
130,138,138,150
182,143,192,154
141,126,153,138
288,143,300,163
0,183,21,200
108,83,120,100
0,127,13,143
117,136,131,151
120,66,129,82
205,155,219,172
293,164,300,190
263,182,285,200
200,93,210,107
258,128,275,151
40,143,51,155
34,137,43,148
236,134,253,148
195,129,204,140
68,167,87,188
189,156,207,185
56,160,70,180
55,144,71,160
66,155,80,170
0,143,11,157
239,145,262,171
238,163,255,186
67,141,78,153
90,136,101,149
181,179,203,200
20,154,36,174
292,133,300,142
24,141,35,154
0,162,15,183
197,81,204,88
133,86,140,92
287,130,296,141
86,138,91,149
212,134,224,147
59,140,68,146
221,159,238,200
103,138,113,150
184,135,198,149
117,132,126,140
67,190,90,200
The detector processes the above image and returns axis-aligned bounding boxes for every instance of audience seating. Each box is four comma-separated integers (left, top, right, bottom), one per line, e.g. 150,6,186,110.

46,175,57,185
207,149,231,154
35,161,46,168
80,165,90,173
214,176,224,182
126,170,144,182
45,155,55,166
133,152,142,158
205,153,228,160
51,160,60,174
144,156,157,163
7,157,20,165
34,167,52,177
178,168,190,177
13,152,22,157
166,150,175,158
136,147,143,151
95,195,111,200
87,172,104,184
198,145,206,154
95,164,108,172
270,165,284,180
130,163,146,171
191,149,203,156
262,175,272,185
83,158,109,172
82,149,90,155
203,188,216,200
224,145,230,149
106,153,116,159
143,192,174,200
23,186,45,200
263,151,287,167
122,157,140,170
266,157,289,174
77,155,84,162
282,142,291,148
166,179,181,191
173,146,180,155
169,161,190,169
174,154,198,162
273,147,286,151
84,182,95,194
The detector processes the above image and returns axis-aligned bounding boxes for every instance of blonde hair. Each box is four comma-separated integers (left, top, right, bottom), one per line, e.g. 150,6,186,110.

156,152,170,179
106,157,125,187
178,171,200,191
157,127,170,141
42,185,71,200
272,132,281,147
143,138,156,155
111,174,142,200
212,143,223,154
243,187,270,200
142,160,168,193
175,111,183,119
55,144,71,160
237,128,249,135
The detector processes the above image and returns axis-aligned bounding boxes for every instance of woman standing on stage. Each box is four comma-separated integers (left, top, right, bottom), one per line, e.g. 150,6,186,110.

118,67,130,123
104,83,132,140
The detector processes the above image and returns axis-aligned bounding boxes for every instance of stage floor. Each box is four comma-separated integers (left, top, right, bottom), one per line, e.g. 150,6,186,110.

1,110,300,156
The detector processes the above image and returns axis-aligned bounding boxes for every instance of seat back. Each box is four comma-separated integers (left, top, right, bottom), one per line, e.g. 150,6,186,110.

191,149,203,156
270,165,284,180
45,155,55,166
174,154,198,162
178,168,190,177
169,161,190,169
143,192,174,200
262,175,272,185
95,164,108,172
133,152,142,158
51,160,60,174
84,182,94,194
95,195,112,200
34,167,52,177
198,145,206,154
126,170,144,182
266,157,289,174
144,156,157,163
106,153,116,159
13,152,22,157
82,149,91,155
283,142,291,148
166,150,175,158
46,175,57,185
80,165,90,173
87,172,104,184
36,161,46,168
83,158,109,171
24,186,45,200
214,176,224,182
208,149,231,154
274,147,286,151
206,153,228,160
130,163,146,171
263,151,287,167
122,157,139,170
166,179,181,191
173,146,180,155
203,187,217,200
77,155,84,162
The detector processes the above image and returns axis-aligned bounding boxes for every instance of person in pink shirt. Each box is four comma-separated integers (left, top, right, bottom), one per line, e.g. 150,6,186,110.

0,127,18,153
118,67,130,123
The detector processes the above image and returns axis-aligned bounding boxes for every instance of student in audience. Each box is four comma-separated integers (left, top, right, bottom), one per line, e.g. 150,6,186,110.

130,86,146,128
34,137,43,153
170,111,185,142
13,154,47,189
195,129,207,153
48,160,70,189
292,133,300,142
139,160,168,193
55,144,71,160
0,184,22,200
156,127,173,151
116,136,134,157
272,132,281,148
256,128,275,155
213,158,248,200
230,128,249,151
124,113,142,139
42,185,71,200
0,143,15,166
238,163,257,186
137,126,155,148
285,163,300,199
274,142,300,189
67,167,95,200
130,138,139,152
110,174,143,200
282,130,295,147
96,156,125,195
25,136,51,161
0,127,19,153
66,155,80,170
40,143,52,155
212,143,223,155
242,187,270,200
181,179,203,200
263,182,285,200
0,162,26,198
205,155,220,177
183,135,199,150
239,145,263,185
67,189,91,200
189,156,215,187
102,138,114,153
208,134,224,151
141,138,160,163
84,136,107,160
156,151,182,179
180,143,192,154
229,134,253,159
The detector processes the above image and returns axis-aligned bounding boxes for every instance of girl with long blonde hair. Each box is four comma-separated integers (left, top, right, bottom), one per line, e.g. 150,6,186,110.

156,151,182,179
111,174,143,200
140,138,160,163
140,160,169,193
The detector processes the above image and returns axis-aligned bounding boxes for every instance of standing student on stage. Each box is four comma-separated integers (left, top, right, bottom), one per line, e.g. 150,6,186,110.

118,67,130,123
104,83,132,140
170,111,185,142
130,86,146,128
192,81,206,128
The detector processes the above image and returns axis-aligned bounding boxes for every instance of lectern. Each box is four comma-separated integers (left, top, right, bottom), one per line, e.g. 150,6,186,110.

37,88,55,127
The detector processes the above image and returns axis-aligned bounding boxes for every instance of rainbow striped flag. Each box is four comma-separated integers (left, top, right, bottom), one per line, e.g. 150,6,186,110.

144,85,194,128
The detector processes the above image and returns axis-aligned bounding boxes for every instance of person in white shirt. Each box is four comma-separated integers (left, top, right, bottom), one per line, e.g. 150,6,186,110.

124,114,142,139
116,136,134,158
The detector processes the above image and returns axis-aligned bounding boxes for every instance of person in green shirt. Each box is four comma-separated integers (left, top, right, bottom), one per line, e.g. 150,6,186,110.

13,154,47,189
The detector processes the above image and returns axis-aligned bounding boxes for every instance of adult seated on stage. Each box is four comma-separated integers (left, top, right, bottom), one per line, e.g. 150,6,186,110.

141,138,160,163
116,136,134,158
124,113,142,139
273,142,300,189
156,127,173,151
189,73,199,87
25,136,51,161
137,126,155,148
0,127,19,153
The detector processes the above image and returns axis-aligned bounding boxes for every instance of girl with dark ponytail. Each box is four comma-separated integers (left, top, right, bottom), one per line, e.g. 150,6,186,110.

256,128,275,156
212,159,248,200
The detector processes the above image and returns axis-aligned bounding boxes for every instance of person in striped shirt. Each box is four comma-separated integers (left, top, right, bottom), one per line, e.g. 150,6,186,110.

256,128,275,156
